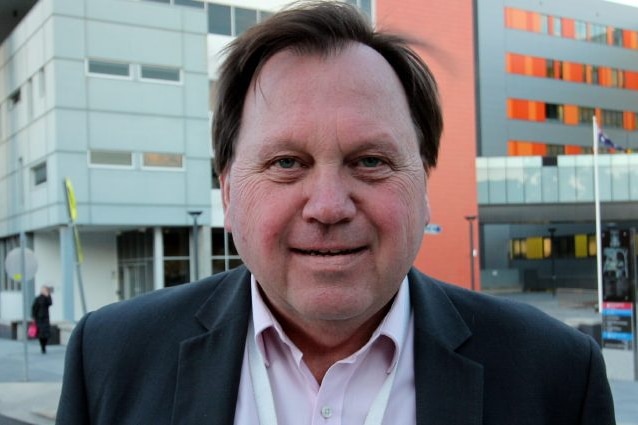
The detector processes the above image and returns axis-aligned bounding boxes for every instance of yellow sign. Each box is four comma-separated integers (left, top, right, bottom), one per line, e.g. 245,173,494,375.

64,178,78,222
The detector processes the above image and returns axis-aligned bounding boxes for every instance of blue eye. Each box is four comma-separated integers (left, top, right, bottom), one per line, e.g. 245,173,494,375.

277,158,297,169
359,157,382,167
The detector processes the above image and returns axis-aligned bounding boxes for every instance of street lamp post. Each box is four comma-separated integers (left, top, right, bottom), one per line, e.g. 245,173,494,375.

188,211,202,281
465,215,477,291
548,227,556,296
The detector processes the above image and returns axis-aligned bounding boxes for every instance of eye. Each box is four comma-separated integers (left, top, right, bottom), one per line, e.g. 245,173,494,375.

358,157,383,168
276,157,298,169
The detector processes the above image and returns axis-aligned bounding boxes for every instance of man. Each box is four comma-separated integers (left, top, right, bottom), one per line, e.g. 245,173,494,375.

57,2,615,424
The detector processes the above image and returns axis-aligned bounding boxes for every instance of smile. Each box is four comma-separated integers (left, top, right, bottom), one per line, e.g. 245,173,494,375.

292,247,365,256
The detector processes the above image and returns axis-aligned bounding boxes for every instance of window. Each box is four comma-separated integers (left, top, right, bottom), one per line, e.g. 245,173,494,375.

234,7,257,35
87,59,130,77
143,152,183,168
602,109,623,128
89,150,133,167
551,16,562,36
211,228,242,274
546,60,562,79
1,236,25,291
140,65,181,82
344,0,372,18
208,4,231,35
575,20,587,40
174,0,204,8
613,28,623,46
590,23,606,44
9,89,20,109
163,227,190,285
38,67,45,97
579,107,595,124
540,15,549,34
32,162,47,186
545,103,563,122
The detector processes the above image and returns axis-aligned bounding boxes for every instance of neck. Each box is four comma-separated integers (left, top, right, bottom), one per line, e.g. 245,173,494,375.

275,304,391,384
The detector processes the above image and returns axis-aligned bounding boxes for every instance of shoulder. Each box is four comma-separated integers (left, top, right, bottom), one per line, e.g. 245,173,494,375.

409,270,595,355
79,266,251,341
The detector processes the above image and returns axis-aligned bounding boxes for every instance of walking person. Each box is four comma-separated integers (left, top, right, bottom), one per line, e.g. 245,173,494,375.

31,285,52,354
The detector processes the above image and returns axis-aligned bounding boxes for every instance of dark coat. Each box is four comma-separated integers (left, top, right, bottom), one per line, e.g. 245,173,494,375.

31,294,52,339
56,266,615,425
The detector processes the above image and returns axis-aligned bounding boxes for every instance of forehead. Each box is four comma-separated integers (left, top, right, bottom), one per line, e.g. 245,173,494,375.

251,43,405,104
238,43,416,144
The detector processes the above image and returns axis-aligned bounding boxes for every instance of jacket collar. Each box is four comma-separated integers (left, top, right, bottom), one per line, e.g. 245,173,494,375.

170,267,484,425
171,267,252,425
409,269,484,425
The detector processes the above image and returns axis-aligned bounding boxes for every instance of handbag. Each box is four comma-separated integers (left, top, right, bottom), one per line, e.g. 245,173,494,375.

27,322,38,339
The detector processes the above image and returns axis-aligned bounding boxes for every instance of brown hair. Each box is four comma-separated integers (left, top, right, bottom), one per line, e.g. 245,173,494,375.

212,0,442,175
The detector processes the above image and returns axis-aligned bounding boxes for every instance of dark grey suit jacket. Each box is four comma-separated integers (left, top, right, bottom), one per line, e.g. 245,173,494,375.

56,266,615,424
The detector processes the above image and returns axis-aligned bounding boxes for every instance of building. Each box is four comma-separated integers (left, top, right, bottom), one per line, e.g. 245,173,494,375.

2,0,635,328
476,0,638,291
0,0,212,322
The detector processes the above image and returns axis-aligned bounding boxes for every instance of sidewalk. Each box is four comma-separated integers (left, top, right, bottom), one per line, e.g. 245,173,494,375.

0,339,64,425
0,290,636,424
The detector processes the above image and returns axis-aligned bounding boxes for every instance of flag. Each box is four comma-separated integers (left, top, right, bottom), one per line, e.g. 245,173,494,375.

598,131,625,152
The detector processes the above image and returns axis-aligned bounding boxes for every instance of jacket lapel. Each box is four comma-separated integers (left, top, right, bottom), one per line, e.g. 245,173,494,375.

171,268,252,425
409,270,484,425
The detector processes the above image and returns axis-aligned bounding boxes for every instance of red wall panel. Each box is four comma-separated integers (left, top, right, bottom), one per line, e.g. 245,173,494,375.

376,0,480,290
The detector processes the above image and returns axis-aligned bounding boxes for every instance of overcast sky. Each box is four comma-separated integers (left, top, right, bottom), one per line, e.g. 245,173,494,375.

604,0,638,6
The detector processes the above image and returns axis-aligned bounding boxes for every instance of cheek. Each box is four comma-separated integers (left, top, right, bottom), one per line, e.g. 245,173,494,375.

226,178,294,245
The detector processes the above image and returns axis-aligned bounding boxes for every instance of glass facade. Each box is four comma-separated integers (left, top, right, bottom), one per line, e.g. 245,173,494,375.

477,154,638,204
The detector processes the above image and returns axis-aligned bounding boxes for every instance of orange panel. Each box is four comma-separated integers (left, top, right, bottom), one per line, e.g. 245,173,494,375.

377,0,479,289
508,8,528,30
532,101,544,121
571,63,584,82
531,143,547,156
562,18,575,38
603,67,610,86
624,111,635,130
623,30,632,48
565,145,582,155
507,53,526,74
508,141,518,155
508,99,530,119
607,27,613,45
625,71,638,89
530,12,541,32
532,57,546,77
564,105,579,125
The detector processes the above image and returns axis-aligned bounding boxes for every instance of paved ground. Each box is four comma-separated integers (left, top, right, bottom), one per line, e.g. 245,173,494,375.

0,290,636,424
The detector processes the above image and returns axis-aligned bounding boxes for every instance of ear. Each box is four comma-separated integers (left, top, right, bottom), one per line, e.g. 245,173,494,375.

219,170,232,232
423,175,431,225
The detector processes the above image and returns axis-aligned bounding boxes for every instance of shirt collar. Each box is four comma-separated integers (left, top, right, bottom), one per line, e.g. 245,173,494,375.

250,275,411,373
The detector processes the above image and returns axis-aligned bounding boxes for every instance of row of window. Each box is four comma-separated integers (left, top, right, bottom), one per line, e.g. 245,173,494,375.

117,227,241,297
506,53,638,90
510,234,596,260
89,150,184,169
505,7,638,50
27,150,184,188
507,141,628,157
142,0,373,37
87,59,182,83
507,99,638,130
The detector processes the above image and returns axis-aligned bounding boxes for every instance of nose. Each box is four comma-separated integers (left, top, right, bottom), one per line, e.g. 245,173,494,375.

302,169,356,225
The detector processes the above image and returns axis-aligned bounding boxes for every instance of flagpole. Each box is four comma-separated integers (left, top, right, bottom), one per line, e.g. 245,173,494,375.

593,116,603,314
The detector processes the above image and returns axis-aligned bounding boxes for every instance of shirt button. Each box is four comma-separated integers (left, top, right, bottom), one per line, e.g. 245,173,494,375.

321,406,332,418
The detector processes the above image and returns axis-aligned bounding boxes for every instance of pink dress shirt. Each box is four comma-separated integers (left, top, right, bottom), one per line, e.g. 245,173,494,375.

234,276,416,425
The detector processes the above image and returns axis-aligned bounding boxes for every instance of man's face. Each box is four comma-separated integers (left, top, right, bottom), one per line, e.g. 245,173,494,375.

221,43,429,328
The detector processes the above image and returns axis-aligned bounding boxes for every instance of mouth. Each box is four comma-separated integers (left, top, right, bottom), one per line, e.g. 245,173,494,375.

291,247,366,256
